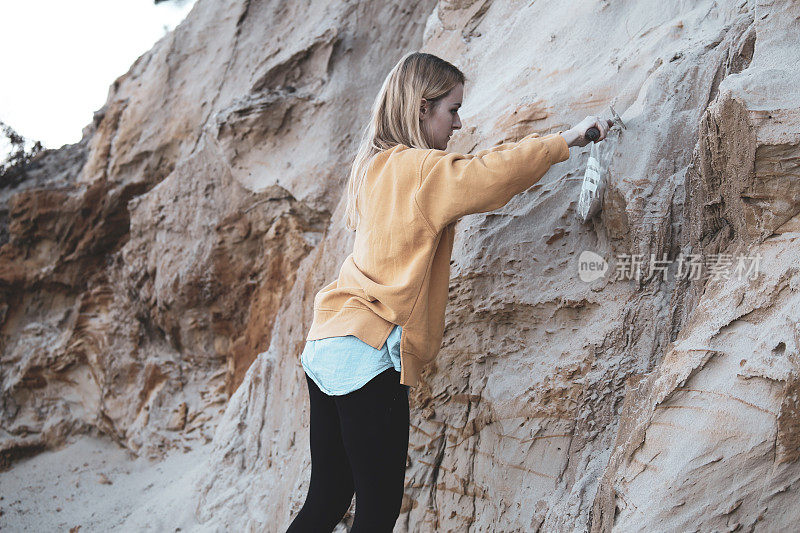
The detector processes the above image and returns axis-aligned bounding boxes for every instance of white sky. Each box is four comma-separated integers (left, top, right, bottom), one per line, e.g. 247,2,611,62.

0,0,197,159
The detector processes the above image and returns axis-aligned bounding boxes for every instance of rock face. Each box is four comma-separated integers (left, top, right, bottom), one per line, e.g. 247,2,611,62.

2,0,799,531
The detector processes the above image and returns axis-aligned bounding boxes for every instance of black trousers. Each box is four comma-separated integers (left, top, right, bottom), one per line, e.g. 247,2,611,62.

286,367,410,532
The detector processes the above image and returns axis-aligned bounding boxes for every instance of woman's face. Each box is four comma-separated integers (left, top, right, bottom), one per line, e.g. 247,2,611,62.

420,83,463,150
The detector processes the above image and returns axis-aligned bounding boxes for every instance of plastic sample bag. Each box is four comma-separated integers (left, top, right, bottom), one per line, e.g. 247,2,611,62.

576,128,617,224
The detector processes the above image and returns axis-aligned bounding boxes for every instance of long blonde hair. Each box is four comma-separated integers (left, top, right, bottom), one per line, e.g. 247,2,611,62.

343,52,465,231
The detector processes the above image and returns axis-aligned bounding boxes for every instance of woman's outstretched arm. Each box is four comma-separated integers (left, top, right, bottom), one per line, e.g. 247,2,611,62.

414,132,570,234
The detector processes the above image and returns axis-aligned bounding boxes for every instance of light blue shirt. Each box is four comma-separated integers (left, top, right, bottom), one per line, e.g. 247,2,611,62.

301,324,405,396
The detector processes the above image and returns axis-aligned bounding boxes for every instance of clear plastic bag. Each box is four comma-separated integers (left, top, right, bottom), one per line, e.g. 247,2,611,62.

576,129,617,224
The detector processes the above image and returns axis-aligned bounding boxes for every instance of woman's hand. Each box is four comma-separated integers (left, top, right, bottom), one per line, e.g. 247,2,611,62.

562,116,614,147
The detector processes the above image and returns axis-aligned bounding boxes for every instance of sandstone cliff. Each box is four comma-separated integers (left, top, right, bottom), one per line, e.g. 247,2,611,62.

1,0,798,531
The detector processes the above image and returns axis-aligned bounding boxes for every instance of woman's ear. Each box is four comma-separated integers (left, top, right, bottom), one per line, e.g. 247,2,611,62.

419,98,429,118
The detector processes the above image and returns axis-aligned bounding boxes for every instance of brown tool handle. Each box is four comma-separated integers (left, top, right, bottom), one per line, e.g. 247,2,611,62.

586,118,616,142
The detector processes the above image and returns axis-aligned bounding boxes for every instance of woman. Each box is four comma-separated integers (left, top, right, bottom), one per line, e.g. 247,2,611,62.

287,52,611,532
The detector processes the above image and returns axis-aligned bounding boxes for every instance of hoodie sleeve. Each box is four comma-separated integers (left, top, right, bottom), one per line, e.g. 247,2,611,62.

414,132,570,234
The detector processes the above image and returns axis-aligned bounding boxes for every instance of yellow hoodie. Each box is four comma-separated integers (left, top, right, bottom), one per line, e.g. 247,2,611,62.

306,131,571,388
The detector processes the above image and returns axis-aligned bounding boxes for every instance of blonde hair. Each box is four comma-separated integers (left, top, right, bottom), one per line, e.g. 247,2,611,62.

343,52,465,231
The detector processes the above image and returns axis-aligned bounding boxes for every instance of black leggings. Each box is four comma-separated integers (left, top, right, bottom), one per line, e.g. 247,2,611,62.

286,367,410,532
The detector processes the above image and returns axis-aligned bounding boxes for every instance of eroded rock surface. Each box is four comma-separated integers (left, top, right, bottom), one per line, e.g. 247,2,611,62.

2,0,799,531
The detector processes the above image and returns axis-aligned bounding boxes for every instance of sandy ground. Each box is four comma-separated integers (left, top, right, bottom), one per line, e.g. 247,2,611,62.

0,435,209,532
